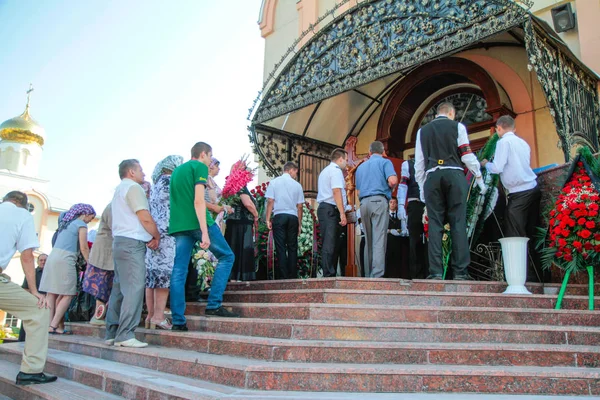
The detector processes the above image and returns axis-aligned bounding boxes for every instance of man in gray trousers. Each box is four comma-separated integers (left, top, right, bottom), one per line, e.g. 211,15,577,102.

105,159,160,348
355,141,398,277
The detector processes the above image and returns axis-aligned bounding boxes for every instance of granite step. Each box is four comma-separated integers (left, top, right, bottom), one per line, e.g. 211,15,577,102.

3,340,600,395
221,289,597,309
224,278,599,296
49,328,600,367
185,302,600,326
0,359,122,400
0,343,240,399
67,318,600,345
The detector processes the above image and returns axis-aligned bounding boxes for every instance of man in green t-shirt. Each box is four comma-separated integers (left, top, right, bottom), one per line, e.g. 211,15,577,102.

169,142,239,330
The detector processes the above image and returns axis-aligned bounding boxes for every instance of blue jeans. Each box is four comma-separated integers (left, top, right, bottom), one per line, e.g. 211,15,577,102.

170,224,235,325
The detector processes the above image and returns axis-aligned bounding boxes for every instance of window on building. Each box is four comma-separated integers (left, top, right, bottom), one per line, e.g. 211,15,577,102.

4,313,20,328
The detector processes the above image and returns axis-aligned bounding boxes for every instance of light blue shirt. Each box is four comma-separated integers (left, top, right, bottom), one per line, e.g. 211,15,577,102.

355,154,397,200
54,219,86,253
265,173,305,217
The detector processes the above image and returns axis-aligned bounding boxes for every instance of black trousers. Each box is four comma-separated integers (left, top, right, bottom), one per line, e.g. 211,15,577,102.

407,200,429,279
359,236,366,277
335,227,348,277
505,185,543,281
424,169,469,278
317,203,342,277
272,214,299,280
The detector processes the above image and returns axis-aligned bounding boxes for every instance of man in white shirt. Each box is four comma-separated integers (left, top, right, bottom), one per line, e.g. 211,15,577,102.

105,159,160,348
265,162,305,279
415,102,485,280
0,191,56,385
317,148,348,277
481,116,541,278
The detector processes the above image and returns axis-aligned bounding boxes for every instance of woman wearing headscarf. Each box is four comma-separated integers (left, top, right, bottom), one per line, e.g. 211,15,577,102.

145,155,184,330
40,203,96,334
82,203,114,325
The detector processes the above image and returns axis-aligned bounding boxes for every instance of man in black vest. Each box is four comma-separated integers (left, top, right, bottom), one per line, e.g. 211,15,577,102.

398,159,428,279
415,102,486,280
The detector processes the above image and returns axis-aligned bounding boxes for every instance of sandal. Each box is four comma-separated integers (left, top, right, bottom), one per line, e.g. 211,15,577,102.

150,319,173,330
49,326,73,335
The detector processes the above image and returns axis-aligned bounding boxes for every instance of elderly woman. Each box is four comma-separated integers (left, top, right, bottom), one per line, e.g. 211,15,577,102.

82,203,114,325
145,155,184,330
225,161,259,282
40,203,96,334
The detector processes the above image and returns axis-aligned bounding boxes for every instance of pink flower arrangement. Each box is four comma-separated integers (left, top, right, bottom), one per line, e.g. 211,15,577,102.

222,155,255,201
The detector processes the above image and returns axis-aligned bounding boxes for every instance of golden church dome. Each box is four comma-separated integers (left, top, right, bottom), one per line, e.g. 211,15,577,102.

0,85,45,146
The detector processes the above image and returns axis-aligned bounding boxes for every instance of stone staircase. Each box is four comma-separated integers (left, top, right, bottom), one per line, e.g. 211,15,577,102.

2,278,600,399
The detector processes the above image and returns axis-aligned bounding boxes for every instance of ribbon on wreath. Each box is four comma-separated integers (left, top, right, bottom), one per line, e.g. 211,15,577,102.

312,221,319,277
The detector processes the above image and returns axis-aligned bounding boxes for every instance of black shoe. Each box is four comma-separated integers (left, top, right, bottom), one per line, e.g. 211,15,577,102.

426,274,443,280
171,324,188,331
16,372,58,385
453,275,473,281
205,307,240,318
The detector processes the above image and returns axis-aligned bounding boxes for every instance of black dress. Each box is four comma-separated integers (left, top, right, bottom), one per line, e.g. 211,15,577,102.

225,187,256,281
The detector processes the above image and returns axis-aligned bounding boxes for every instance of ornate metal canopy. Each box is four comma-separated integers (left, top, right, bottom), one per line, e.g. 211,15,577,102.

249,0,599,176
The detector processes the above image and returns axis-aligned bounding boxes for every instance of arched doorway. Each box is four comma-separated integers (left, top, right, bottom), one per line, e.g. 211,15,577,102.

377,57,515,158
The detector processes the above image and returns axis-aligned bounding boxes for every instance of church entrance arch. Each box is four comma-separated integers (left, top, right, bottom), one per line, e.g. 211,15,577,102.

376,57,514,158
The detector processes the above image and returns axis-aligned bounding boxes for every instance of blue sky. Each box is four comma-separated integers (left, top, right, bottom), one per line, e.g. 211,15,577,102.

0,0,265,212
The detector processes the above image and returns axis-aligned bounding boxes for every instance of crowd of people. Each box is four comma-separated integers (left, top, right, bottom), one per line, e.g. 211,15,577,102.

0,101,541,385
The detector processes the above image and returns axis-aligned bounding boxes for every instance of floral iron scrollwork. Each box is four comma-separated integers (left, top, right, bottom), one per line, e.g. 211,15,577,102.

253,0,529,124
524,17,600,161
248,125,335,178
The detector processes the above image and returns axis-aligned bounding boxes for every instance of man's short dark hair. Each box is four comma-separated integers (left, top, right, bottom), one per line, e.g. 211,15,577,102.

496,115,516,130
283,161,298,172
437,102,455,115
191,142,212,159
3,191,28,208
330,148,347,162
118,159,140,179
390,196,398,201
369,141,385,155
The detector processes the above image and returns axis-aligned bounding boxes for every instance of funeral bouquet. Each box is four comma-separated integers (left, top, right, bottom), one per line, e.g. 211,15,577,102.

221,155,256,206
297,202,320,278
540,148,600,273
192,245,218,292
538,147,600,309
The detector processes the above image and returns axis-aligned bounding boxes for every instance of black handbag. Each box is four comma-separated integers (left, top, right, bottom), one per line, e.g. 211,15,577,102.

65,254,95,322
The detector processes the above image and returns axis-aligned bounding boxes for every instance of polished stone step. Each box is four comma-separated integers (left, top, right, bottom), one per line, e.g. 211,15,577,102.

0,343,239,399
52,327,600,367
2,340,600,395
67,317,600,345
220,289,598,309
185,302,600,326
224,278,599,296
0,359,122,400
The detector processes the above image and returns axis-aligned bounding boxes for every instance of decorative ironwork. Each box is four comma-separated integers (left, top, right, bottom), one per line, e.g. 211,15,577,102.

471,242,504,281
524,17,600,160
420,92,492,126
248,125,335,177
252,0,530,124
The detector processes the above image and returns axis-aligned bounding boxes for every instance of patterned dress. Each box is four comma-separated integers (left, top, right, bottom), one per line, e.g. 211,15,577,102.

145,174,176,288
